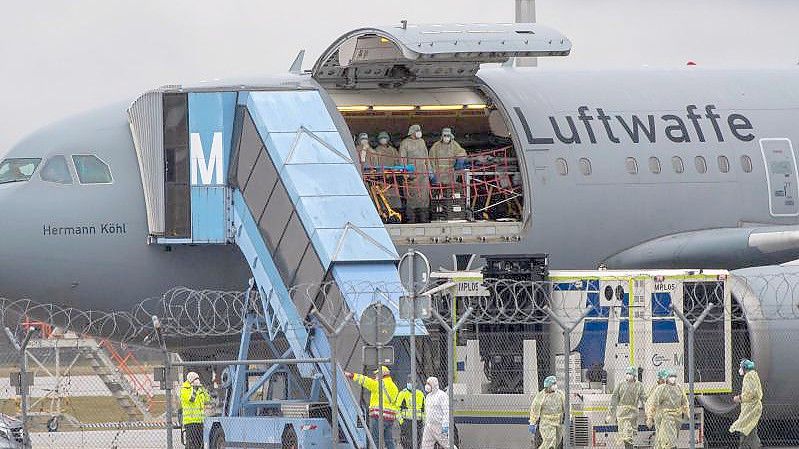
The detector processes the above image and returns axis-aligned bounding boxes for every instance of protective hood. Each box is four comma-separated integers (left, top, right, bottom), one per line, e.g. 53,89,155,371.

426,376,440,392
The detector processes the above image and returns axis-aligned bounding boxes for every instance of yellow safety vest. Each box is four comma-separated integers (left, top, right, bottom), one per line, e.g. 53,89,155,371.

353,373,399,421
396,388,425,421
180,382,210,425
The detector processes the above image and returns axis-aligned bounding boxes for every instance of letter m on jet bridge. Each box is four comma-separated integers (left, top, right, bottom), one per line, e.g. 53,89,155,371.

190,132,224,186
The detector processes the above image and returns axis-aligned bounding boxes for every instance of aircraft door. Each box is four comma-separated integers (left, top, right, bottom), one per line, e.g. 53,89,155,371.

760,138,799,217
163,93,192,237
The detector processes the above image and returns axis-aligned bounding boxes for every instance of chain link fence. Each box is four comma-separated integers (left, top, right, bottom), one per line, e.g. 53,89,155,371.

1,271,799,448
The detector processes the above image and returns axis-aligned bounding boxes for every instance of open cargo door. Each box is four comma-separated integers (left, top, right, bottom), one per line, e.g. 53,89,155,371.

312,23,571,88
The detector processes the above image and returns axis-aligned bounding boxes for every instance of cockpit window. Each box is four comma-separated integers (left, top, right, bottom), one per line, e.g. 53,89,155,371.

40,155,73,184
72,155,113,184
0,158,41,184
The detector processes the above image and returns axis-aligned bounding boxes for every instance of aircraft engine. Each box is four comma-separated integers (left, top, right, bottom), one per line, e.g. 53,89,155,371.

699,264,799,420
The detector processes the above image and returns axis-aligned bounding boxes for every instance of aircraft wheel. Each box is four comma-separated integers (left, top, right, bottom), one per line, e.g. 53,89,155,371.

47,416,59,432
210,426,226,449
282,424,298,449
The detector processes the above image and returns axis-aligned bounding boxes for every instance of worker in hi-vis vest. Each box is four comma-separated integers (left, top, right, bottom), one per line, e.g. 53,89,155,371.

346,365,399,449
180,371,210,449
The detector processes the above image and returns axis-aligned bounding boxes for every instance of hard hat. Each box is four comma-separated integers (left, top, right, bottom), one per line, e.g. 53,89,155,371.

626,366,637,376
186,371,200,383
357,132,369,141
377,131,390,140
657,369,670,380
543,375,557,388
740,359,755,371
408,124,421,136
373,366,391,375
441,127,453,137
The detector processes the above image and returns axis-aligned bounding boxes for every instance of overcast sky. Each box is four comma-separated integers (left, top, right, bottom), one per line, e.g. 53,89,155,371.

1,0,798,154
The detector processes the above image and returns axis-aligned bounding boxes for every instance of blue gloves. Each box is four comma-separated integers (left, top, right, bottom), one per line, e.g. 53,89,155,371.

528,424,537,434
429,173,438,184
442,425,449,435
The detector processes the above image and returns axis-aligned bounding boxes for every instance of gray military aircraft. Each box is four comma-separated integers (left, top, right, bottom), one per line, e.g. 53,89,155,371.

2,23,798,306
1,23,798,430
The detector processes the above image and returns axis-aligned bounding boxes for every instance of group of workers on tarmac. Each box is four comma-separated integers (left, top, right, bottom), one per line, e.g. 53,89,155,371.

175,357,761,449
357,124,467,224
525,359,761,449
346,366,454,449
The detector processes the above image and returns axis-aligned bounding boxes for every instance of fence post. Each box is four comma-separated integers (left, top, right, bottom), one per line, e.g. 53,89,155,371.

152,315,174,449
311,309,354,449
408,249,419,449
672,302,715,449
545,305,594,449
4,326,35,449
432,306,473,449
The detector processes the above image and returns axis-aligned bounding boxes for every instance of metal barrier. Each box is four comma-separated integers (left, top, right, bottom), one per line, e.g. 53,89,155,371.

3,272,799,448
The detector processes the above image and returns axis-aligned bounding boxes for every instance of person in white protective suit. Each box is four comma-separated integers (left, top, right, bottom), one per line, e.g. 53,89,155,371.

421,376,456,449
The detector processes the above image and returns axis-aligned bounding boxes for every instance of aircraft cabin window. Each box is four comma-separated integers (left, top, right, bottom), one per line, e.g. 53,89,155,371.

741,155,753,173
625,157,638,175
555,158,568,176
672,156,684,174
579,158,591,176
695,156,708,174
72,155,113,184
718,155,730,173
0,157,41,184
40,155,73,184
649,157,662,174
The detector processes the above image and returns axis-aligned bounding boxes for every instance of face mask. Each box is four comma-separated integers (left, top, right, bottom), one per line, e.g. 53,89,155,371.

739,368,745,376
360,140,370,148
549,384,557,392
414,131,423,139
407,383,413,390
379,138,389,145
442,136,452,143
425,384,432,393
625,373,634,382
667,376,677,385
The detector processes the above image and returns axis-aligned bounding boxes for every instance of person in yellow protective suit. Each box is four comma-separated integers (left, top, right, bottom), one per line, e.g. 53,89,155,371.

428,128,467,186
395,376,425,449
729,359,762,448
180,371,211,449
346,366,399,449
646,369,668,437
375,131,403,215
399,124,431,223
645,369,689,449
606,367,647,449
529,375,566,449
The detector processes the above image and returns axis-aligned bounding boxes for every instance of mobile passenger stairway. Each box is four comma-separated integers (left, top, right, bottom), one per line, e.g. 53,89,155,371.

128,87,418,449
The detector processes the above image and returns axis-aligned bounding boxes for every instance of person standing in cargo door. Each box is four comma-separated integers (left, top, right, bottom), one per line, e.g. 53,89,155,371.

180,372,210,449
528,375,565,449
428,128,467,189
346,366,399,449
645,369,689,449
729,359,762,448
606,367,647,449
400,124,431,223
375,131,404,220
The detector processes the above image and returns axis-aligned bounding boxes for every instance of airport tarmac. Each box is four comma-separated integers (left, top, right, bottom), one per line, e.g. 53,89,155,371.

21,429,799,449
